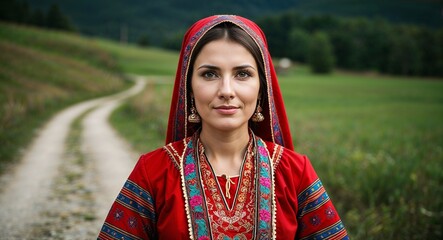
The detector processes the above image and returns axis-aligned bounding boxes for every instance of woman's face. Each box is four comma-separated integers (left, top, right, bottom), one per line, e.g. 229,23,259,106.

191,39,260,133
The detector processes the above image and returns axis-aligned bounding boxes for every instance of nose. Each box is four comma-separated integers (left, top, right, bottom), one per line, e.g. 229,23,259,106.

218,76,234,100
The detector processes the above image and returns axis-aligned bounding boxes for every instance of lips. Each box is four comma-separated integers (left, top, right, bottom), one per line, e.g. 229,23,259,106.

214,105,239,115
214,105,239,110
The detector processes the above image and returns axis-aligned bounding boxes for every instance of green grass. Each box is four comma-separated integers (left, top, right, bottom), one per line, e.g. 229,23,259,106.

0,23,119,71
112,62,443,239
280,65,443,239
110,77,173,153
0,21,180,172
0,22,133,172
97,40,178,75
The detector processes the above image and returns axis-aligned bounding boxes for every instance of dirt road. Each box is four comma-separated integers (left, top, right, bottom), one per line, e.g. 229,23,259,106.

0,76,148,239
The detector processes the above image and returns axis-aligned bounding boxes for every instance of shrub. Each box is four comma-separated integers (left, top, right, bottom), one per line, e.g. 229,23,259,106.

308,31,335,74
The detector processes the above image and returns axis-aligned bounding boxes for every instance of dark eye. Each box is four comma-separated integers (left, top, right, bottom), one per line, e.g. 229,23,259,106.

202,71,218,79
236,70,251,79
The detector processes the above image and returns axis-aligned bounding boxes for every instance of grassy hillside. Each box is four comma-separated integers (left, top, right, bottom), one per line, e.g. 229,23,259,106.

96,40,178,76
26,0,442,45
0,21,180,173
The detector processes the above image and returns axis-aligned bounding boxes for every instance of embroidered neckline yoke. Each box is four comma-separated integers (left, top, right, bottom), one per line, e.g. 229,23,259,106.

180,132,275,239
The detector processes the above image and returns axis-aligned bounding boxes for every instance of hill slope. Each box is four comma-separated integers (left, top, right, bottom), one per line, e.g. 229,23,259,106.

0,22,130,171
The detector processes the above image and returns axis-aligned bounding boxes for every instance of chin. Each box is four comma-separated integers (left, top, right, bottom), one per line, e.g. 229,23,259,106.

207,120,248,132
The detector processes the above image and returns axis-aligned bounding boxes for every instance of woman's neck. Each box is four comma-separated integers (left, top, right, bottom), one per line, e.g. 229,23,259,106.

199,126,250,176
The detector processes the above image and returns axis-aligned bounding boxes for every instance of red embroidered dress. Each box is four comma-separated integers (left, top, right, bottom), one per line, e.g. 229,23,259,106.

197,136,256,239
98,15,349,240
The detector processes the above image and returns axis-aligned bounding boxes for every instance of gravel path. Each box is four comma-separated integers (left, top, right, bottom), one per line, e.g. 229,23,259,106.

0,76,147,239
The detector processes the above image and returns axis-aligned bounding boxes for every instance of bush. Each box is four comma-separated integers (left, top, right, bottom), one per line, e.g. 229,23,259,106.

287,28,310,62
137,34,150,47
308,31,335,74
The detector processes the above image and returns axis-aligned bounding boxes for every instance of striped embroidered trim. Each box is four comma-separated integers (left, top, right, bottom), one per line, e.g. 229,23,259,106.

163,145,180,170
180,138,212,240
271,144,284,170
179,139,194,239
256,139,275,240
299,220,348,240
266,141,278,239
116,180,156,221
100,222,142,240
163,138,188,170
300,191,330,217
297,179,329,217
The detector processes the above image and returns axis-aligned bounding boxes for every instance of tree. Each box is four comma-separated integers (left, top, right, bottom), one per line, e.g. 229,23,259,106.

417,28,443,76
329,30,359,69
308,32,335,74
0,0,30,23
287,28,310,63
386,28,422,75
30,9,45,27
258,16,288,57
137,34,150,47
162,32,185,51
46,3,75,31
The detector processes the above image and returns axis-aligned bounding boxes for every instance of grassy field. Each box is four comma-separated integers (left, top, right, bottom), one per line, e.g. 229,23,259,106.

111,57,443,238
280,66,443,239
0,22,132,172
97,40,178,76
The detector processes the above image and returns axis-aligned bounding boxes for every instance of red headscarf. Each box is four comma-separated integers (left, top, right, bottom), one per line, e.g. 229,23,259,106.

166,15,294,150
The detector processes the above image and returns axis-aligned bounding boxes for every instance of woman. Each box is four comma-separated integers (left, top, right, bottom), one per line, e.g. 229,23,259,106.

98,15,348,239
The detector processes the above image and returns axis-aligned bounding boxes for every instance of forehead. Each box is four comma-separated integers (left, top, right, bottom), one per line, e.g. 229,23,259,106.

194,39,256,67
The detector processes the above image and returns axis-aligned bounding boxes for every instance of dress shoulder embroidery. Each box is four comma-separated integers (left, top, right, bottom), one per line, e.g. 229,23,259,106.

262,141,284,170
271,144,284,170
163,138,189,170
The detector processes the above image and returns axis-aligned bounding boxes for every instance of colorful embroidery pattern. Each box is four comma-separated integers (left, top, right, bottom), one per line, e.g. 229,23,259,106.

181,139,211,239
255,139,275,239
297,179,329,217
299,220,349,240
198,137,255,239
181,134,275,239
100,222,142,240
297,179,348,239
116,180,156,221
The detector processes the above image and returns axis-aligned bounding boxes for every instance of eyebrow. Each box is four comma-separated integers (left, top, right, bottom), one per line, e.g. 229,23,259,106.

197,64,257,71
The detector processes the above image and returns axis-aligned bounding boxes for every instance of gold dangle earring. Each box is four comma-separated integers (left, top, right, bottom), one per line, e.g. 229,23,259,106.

251,98,264,122
188,97,201,123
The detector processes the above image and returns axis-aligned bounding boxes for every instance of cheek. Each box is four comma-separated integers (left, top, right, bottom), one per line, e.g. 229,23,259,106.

192,86,213,110
191,79,218,107
246,81,261,103
241,86,260,112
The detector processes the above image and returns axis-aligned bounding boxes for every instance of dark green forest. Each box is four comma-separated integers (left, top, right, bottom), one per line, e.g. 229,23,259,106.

2,0,443,76
0,0,75,31
258,13,443,76
22,0,443,43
